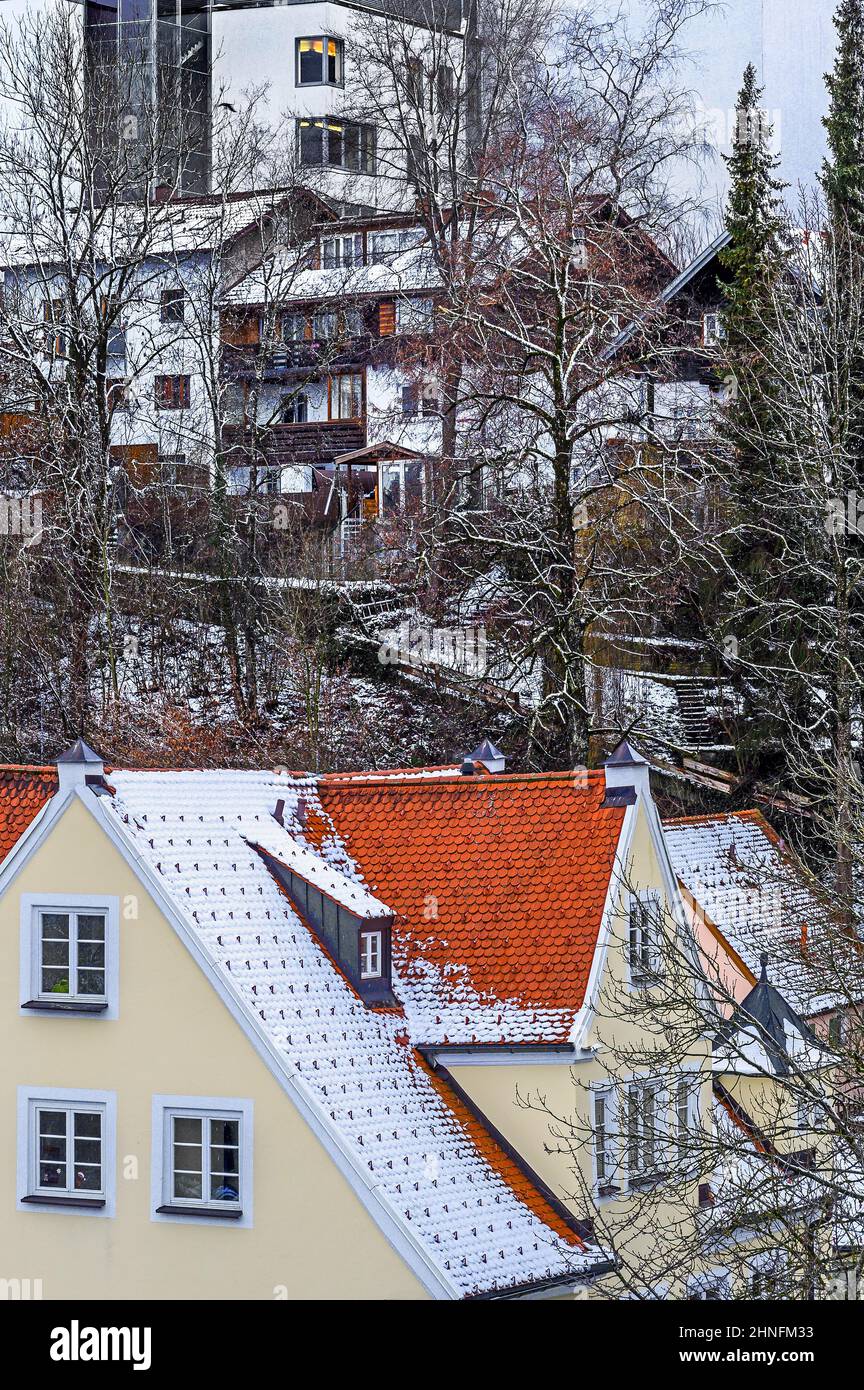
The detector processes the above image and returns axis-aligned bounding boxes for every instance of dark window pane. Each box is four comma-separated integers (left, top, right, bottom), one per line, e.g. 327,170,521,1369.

173,1170,203,1200
39,1137,66,1162
74,1112,101,1138
210,1118,239,1148
298,119,324,165
41,941,69,966
77,970,106,995
74,1163,102,1191
39,1110,66,1136
211,1175,240,1202
41,969,70,994
173,1116,202,1145
174,1143,203,1173
40,1162,66,1187
41,913,69,939
77,915,105,940
73,1139,101,1165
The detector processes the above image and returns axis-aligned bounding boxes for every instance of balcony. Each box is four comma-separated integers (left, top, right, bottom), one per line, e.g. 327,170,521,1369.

222,420,366,466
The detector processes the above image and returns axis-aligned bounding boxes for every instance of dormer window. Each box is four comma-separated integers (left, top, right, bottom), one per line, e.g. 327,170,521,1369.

253,844,396,1006
360,929,383,979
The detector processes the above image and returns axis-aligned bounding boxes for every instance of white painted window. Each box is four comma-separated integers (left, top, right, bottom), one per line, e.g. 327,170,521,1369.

17,1086,116,1216
152,1096,253,1226
31,1102,103,1197
628,891,663,987
360,929,382,979
593,1085,618,1193
21,894,119,1017
702,311,726,346
368,227,425,264
627,1080,663,1183
320,233,363,270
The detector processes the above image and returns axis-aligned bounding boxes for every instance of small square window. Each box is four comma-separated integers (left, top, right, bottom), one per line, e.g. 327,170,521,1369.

153,1096,252,1225
360,929,382,979
21,894,119,1017
18,1087,116,1215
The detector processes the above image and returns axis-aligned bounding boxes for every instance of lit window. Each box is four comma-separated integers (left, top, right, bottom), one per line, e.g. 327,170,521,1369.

31,1102,103,1199
296,36,343,87
297,118,376,174
360,929,382,979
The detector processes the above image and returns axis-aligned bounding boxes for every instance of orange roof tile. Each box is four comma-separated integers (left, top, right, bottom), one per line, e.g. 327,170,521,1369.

319,769,626,1045
0,766,56,862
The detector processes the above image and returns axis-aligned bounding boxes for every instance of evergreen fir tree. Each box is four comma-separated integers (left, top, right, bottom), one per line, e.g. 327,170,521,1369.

823,0,864,246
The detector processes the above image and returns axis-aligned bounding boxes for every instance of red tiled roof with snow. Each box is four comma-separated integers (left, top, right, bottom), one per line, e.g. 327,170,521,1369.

0,766,56,861
0,761,618,1295
318,769,626,1045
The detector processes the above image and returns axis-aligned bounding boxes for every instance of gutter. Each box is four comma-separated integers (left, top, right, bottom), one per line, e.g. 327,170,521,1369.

467,1265,616,1301
418,1042,581,1068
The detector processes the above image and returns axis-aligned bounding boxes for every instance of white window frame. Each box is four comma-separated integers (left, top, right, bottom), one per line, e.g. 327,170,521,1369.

151,1095,253,1227
19,893,120,1019
627,890,663,989
626,1077,666,1187
320,233,363,270
17,1085,116,1217
702,311,726,346
360,929,383,979
591,1083,620,1196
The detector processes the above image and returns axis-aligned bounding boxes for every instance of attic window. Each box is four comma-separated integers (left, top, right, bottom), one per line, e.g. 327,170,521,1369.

702,311,725,346
628,892,662,987
360,929,382,979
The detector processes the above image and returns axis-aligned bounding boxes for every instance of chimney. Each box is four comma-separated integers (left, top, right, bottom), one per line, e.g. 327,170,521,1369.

467,737,506,774
56,739,104,797
460,758,475,776
602,739,649,806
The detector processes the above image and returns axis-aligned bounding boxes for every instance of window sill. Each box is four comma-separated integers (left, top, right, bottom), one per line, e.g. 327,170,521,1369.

155,1204,243,1220
22,999,108,1013
21,1194,106,1208
628,1172,668,1191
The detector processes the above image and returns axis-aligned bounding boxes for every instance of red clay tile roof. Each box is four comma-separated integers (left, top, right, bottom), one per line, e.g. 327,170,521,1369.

0,766,56,862
318,769,626,1045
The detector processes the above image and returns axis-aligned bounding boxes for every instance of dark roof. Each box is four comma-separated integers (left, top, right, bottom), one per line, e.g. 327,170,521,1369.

605,738,646,767
714,955,821,1075
55,739,103,766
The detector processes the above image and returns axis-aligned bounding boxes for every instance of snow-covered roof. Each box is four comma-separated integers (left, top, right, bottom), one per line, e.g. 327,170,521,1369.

100,767,602,1298
664,810,841,1016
